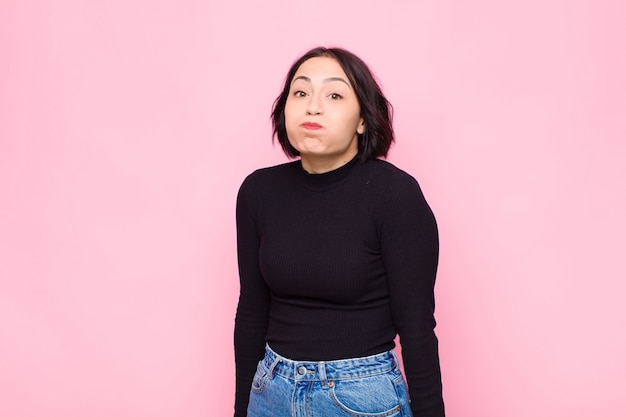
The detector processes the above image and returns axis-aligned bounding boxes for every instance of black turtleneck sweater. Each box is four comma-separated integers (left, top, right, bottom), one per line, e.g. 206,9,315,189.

234,156,444,417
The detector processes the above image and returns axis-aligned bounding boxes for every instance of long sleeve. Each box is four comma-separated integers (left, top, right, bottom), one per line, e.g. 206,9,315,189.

232,159,444,416
379,174,445,417
234,176,271,417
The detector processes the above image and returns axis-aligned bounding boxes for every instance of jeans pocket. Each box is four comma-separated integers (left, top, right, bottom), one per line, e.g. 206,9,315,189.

328,373,402,417
250,361,270,393
385,367,413,417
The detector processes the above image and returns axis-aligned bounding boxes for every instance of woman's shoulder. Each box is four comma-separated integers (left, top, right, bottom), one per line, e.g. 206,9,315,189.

362,159,434,219
239,160,299,192
362,158,421,190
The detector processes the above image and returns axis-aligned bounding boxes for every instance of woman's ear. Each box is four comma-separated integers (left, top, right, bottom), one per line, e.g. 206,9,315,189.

357,118,365,135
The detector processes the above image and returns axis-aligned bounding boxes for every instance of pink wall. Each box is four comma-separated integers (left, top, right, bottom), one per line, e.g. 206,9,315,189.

1,1,624,416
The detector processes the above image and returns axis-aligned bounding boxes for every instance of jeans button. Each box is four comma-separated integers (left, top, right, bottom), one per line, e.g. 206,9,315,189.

297,366,306,375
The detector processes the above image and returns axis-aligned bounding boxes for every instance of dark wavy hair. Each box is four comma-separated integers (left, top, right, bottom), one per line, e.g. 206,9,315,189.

271,47,394,159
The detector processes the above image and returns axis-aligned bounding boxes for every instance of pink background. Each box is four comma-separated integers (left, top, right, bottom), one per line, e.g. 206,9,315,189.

1,1,625,416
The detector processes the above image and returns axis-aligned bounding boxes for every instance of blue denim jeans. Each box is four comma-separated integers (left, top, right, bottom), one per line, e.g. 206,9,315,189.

247,345,413,417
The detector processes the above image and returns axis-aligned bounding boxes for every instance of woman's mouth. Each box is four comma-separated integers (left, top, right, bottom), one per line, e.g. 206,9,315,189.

300,122,323,130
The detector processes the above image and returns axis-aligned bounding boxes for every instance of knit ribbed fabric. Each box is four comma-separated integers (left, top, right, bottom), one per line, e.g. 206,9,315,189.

234,156,444,417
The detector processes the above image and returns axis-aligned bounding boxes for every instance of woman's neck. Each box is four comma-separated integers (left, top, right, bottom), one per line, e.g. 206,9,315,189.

300,149,358,174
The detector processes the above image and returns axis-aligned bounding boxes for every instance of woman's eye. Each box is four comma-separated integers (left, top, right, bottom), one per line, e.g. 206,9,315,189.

329,93,343,100
293,91,307,97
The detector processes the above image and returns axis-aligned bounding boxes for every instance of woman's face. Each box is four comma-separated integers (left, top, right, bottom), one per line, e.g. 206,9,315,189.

285,57,364,170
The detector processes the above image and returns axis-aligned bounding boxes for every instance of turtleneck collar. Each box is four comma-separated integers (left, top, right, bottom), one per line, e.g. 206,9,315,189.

296,155,360,192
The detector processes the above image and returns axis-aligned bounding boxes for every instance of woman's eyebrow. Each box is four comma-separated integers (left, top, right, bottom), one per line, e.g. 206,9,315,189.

291,75,350,87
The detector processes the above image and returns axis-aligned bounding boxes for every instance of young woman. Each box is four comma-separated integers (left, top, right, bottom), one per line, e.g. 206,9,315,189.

234,47,444,417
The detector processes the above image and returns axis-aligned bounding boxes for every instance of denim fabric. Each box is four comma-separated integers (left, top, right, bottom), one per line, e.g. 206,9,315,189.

247,345,413,417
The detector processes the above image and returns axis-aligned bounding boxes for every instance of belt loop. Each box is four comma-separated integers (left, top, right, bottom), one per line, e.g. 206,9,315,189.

318,361,329,388
390,350,400,369
267,353,281,379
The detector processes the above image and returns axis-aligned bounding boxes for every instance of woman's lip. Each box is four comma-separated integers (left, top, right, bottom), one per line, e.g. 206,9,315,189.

300,122,323,130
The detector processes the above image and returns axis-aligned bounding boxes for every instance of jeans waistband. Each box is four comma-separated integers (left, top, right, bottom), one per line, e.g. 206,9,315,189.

262,344,399,382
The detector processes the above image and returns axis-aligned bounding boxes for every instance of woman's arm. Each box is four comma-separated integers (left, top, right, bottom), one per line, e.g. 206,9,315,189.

379,173,445,417
234,175,271,417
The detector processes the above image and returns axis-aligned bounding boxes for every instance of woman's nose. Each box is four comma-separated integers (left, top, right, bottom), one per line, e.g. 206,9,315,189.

306,95,322,115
